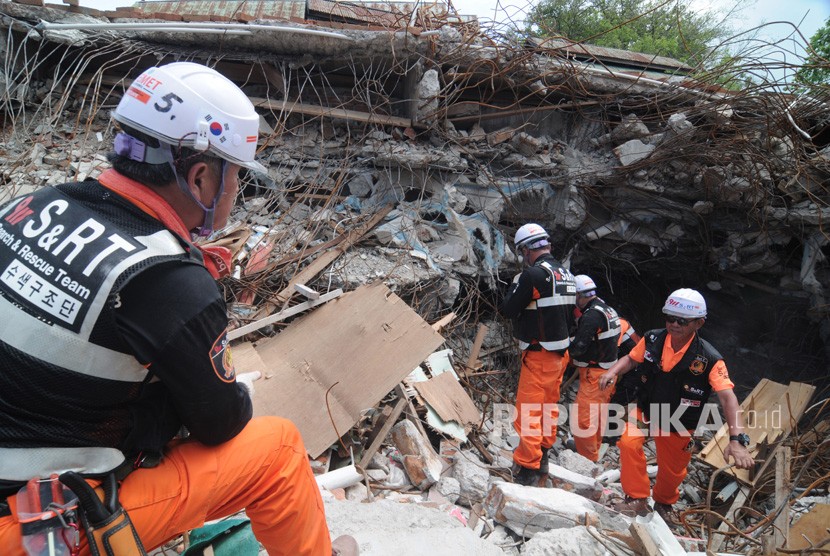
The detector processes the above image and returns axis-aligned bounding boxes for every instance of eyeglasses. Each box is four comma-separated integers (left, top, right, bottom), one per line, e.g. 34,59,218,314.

664,315,693,326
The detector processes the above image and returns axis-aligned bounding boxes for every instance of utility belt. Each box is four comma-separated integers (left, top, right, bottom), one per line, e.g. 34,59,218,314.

1,451,160,556
5,472,146,556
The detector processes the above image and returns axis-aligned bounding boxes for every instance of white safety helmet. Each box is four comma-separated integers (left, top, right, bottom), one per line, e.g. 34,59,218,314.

663,288,707,318
113,62,265,173
574,274,597,295
514,223,550,250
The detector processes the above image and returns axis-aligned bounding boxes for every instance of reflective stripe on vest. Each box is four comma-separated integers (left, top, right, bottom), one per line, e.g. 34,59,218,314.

0,447,125,482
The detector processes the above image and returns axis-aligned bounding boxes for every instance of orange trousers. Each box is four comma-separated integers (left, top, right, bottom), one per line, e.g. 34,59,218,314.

617,409,693,504
573,366,614,462
0,416,331,556
513,349,568,469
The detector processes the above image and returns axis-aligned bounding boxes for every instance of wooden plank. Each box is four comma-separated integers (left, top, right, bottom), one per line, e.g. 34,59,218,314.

431,312,456,332
413,372,481,429
358,393,407,469
251,97,421,129
250,283,444,457
227,289,342,340
698,379,815,485
628,522,661,556
465,323,488,374
773,447,791,552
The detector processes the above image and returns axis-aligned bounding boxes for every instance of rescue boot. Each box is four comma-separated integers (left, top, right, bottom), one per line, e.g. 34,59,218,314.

612,496,651,517
539,449,550,476
512,463,544,487
653,502,675,523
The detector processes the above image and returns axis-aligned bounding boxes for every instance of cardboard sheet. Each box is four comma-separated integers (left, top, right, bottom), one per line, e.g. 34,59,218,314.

243,282,444,457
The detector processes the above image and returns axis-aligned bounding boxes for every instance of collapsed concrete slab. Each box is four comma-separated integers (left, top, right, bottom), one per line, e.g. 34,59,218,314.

484,482,630,538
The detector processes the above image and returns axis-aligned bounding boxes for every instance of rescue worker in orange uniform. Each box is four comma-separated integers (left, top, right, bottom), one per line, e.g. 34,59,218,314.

599,289,754,519
500,223,576,486
0,62,355,556
569,275,621,462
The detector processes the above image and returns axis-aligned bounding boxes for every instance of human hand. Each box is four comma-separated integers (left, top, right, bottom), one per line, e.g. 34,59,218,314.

236,371,261,399
724,441,754,470
599,369,617,390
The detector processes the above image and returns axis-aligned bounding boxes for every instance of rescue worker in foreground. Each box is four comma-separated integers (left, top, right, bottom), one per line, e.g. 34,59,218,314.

500,223,576,486
598,289,754,519
0,62,355,555
569,275,621,462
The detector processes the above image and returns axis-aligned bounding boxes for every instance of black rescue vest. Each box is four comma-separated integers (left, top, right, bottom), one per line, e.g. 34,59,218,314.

638,329,721,432
513,256,576,352
571,298,621,369
0,182,195,482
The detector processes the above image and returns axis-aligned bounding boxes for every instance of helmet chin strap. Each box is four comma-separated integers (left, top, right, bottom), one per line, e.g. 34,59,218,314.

159,146,226,237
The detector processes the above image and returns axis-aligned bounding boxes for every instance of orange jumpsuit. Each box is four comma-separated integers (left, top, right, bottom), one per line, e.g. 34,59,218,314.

513,349,570,468
618,336,734,504
0,417,332,556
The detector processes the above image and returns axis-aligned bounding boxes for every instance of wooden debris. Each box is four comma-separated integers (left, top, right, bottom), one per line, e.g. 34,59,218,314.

698,379,815,485
248,282,444,457
413,372,480,430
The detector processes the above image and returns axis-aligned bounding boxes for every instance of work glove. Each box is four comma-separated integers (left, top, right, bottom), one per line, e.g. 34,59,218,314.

236,371,261,399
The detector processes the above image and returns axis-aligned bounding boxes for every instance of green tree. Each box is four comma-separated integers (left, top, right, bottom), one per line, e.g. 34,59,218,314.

795,18,830,87
526,0,734,67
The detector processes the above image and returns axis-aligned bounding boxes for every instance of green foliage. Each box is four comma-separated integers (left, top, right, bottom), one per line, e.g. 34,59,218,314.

526,0,731,67
795,18,830,87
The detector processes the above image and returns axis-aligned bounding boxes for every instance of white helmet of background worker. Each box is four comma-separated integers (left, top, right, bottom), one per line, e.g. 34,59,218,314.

663,288,707,319
574,275,597,296
112,61,265,173
514,223,550,250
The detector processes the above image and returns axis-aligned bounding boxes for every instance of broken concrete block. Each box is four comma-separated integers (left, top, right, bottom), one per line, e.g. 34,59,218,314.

521,526,608,556
512,132,542,156
556,449,603,478
487,128,514,147
547,463,603,501
613,139,655,166
416,69,440,124
668,112,692,133
436,476,461,504
391,419,443,490
452,450,491,507
610,114,650,144
485,482,602,537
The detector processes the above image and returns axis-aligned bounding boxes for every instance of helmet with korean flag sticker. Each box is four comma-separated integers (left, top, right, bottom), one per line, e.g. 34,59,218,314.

113,62,265,173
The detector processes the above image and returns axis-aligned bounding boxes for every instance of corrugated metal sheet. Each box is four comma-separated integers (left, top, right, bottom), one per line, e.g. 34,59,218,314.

529,37,693,74
131,1,306,21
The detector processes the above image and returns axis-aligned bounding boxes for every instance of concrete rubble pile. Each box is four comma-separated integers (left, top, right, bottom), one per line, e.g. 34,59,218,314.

2,1,830,554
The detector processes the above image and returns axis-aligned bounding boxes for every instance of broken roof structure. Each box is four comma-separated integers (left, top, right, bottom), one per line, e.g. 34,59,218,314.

2,0,830,553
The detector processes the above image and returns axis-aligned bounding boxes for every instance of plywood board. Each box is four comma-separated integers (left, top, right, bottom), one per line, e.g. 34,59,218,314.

413,372,480,428
784,504,830,554
250,282,445,457
698,379,815,485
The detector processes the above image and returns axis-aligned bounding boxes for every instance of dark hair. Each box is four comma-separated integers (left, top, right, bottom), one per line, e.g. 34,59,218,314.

107,125,221,187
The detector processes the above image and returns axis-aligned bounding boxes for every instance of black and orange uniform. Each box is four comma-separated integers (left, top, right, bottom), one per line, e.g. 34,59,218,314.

569,298,621,461
0,171,329,555
500,254,576,469
617,329,734,505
